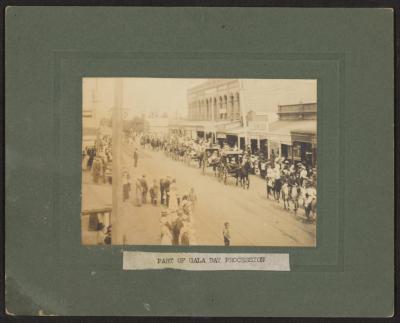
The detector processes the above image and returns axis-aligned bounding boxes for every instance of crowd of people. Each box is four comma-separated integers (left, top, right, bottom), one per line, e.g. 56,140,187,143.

121,167,199,245
82,135,113,184
83,128,317,247
121,133,199,245
138,132,317,222
265,157,317,221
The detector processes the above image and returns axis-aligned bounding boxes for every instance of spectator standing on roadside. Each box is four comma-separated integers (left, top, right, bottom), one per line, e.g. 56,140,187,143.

140,175,148,204
223,222,231,246
149,179,159,206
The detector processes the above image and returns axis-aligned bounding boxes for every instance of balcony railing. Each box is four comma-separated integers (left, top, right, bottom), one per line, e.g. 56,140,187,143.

278,103,317,114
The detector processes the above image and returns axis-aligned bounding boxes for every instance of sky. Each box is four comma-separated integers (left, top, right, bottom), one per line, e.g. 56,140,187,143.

83,77,317,119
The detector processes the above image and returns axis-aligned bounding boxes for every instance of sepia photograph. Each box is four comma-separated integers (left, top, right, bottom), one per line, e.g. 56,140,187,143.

81,78,317,247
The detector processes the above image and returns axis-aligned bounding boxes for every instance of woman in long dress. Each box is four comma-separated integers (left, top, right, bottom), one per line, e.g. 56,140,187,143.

168,179,179,210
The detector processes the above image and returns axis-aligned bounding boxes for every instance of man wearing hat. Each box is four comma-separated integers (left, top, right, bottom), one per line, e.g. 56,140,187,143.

164,176,171,207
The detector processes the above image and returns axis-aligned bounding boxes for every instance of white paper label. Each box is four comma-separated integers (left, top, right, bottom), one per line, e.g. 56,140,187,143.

123,251,290,271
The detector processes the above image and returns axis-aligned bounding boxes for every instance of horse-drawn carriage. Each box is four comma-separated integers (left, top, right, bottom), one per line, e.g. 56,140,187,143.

202,147,221,175
218,151,251,188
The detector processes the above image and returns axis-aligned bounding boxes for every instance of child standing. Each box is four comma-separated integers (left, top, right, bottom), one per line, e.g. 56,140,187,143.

223,222,231,246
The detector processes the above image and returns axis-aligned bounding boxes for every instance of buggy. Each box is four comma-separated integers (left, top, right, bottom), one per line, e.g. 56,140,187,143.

218,151,243,185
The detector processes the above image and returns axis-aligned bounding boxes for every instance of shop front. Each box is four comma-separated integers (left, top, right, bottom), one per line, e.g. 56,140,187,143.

239,137,246,150
250,138,258,154
217,126,245,149
271,142,282,160
216,133,227,147
281,143,293,160
267,133,291,161
267,119,316,165
260,139,268,157
291,130,317,168
226,134,239,147
247,131,269,157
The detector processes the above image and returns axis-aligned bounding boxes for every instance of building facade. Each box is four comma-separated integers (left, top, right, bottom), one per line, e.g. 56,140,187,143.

267,102,317,167
187,79,242,122
185,79,283,147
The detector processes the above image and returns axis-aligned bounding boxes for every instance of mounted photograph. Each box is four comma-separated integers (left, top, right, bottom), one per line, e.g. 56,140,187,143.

81,78,317,247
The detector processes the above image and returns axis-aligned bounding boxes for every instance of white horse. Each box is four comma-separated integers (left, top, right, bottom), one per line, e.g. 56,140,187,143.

290,185,301,214
281,182,291,210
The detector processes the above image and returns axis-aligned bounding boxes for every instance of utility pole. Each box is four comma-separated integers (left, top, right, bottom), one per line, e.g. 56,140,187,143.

112,78,123,245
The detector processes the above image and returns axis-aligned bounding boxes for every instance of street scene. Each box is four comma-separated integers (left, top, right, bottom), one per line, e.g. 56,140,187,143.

81,78,317,247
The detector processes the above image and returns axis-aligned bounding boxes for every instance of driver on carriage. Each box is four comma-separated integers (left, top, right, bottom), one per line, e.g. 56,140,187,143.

224,156,238,171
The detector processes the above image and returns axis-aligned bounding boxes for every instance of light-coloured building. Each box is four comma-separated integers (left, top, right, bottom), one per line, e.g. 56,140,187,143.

187,79,316,122
187,79,242,122
184,79,316,151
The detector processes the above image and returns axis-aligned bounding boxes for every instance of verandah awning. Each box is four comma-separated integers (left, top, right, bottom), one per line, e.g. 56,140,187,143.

268,120,316,146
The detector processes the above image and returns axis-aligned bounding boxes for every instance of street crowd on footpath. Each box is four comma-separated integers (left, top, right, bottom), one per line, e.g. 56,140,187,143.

137,131,317,223
82,131,200,246
124,134,199,246
82,134,113,244
82,135,113,185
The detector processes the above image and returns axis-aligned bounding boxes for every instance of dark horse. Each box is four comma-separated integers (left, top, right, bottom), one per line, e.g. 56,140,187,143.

235,160,251,189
